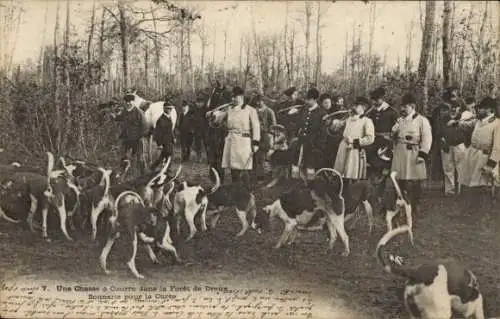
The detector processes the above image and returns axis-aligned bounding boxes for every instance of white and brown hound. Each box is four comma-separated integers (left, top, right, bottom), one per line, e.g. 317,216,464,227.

172,167,222,241
99,190,179,279
376,226,484,319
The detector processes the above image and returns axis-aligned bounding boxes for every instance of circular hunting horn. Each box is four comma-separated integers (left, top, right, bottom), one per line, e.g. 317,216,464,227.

323,110,350,137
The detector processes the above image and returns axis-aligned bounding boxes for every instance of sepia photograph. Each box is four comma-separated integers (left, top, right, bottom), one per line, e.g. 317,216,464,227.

0,0,499,318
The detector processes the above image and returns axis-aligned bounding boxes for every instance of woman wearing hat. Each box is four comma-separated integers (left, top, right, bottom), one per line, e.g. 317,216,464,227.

334,97,375,182
458,97,500,205
292,87,327,180
391,93,432,221
221,86,261,184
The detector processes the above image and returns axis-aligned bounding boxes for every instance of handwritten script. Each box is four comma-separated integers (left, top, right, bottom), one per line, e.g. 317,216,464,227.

0,282,314,318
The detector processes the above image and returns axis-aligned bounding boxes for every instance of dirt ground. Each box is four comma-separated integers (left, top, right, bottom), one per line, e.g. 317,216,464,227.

0,157,499,319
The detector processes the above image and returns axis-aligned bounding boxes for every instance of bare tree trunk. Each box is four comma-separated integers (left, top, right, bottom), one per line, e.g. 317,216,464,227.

223,27,228,78
290,23,295,84
52,0,60,154
493,8,500,97
365,2,376,91
284,2,290,87
150,3,160,92
188,21,195,93
37,3,49,85
251,7,264,94
442,0,452,88
416,0,436,114
474,1,488,100
98,8,105,86
62,0,72,154
239,36,243,82
118,1,130,90
179,20,185,92
87,0,96,90
304,2,312,86
314,1,322,86
459,6,473,94
211,24,216,78
144,42,149,88
243,37,251,89
199,25,207,87
405,18,414,76
271,37,277,89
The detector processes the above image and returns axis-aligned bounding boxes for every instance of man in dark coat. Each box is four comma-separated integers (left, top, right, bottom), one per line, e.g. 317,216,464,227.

113,94,149,176
366,87,399,198
205,79,232,183
178,100,197,162
276,86,305,140
292,88,327,180
151,103,175,171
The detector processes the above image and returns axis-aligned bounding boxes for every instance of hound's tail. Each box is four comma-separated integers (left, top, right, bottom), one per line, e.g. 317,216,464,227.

111,191,144,233
0,208,23,224
208,167,221,195
375,225,413,279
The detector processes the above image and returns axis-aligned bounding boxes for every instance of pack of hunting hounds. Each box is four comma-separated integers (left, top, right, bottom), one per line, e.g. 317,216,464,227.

1,83,499,318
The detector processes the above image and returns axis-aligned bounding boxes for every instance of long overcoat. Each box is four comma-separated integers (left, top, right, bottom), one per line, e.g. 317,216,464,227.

390,111,433,180
334,115,375,179
459,115,500,187
221,104,261,170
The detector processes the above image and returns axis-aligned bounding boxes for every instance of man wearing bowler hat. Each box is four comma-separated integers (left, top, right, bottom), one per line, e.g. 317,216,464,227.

391,93,433,223
292,87,327,180
221,86,261,185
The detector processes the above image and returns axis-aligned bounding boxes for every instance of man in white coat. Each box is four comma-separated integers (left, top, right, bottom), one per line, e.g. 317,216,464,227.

391,93,433,222
458,97,500,212
221,86,261,185
334,96,375,183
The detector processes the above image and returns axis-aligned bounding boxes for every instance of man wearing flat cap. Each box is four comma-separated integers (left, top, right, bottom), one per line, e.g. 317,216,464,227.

292,87,327,180
334,96,375,182
221,86,261,184
459,97,500,210
391,93,433,222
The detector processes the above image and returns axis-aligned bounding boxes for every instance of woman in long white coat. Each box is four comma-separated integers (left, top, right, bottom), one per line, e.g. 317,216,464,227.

334,97,375,181
221,86,261,184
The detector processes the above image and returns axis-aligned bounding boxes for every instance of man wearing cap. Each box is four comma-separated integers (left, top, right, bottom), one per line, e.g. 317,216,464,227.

334,97,375,182
112,93,149,176
436,102,469,196
221,86,261,184
459,97,500,206
367,87,399,197
178,99,198,162
205,79,232,182
292,88,327,180
276,86,305,139
391,93,433,221
151,102,175,171
252,94,277,181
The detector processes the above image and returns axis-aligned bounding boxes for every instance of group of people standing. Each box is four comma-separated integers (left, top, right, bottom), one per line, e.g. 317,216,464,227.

112,81,499,222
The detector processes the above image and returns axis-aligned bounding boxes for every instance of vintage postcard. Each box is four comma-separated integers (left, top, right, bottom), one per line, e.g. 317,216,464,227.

0,0,499,318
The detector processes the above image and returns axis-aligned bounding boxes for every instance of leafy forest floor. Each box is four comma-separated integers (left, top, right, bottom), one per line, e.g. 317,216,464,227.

0,148,499,319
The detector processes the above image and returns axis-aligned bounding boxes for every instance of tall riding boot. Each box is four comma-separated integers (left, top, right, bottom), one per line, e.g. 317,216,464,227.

241,170,251,186
231,169,241,184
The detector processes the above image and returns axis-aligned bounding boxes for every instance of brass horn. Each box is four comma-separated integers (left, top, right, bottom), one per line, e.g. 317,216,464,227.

206,103,230,128
277,104,304,115
322,110,351,137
